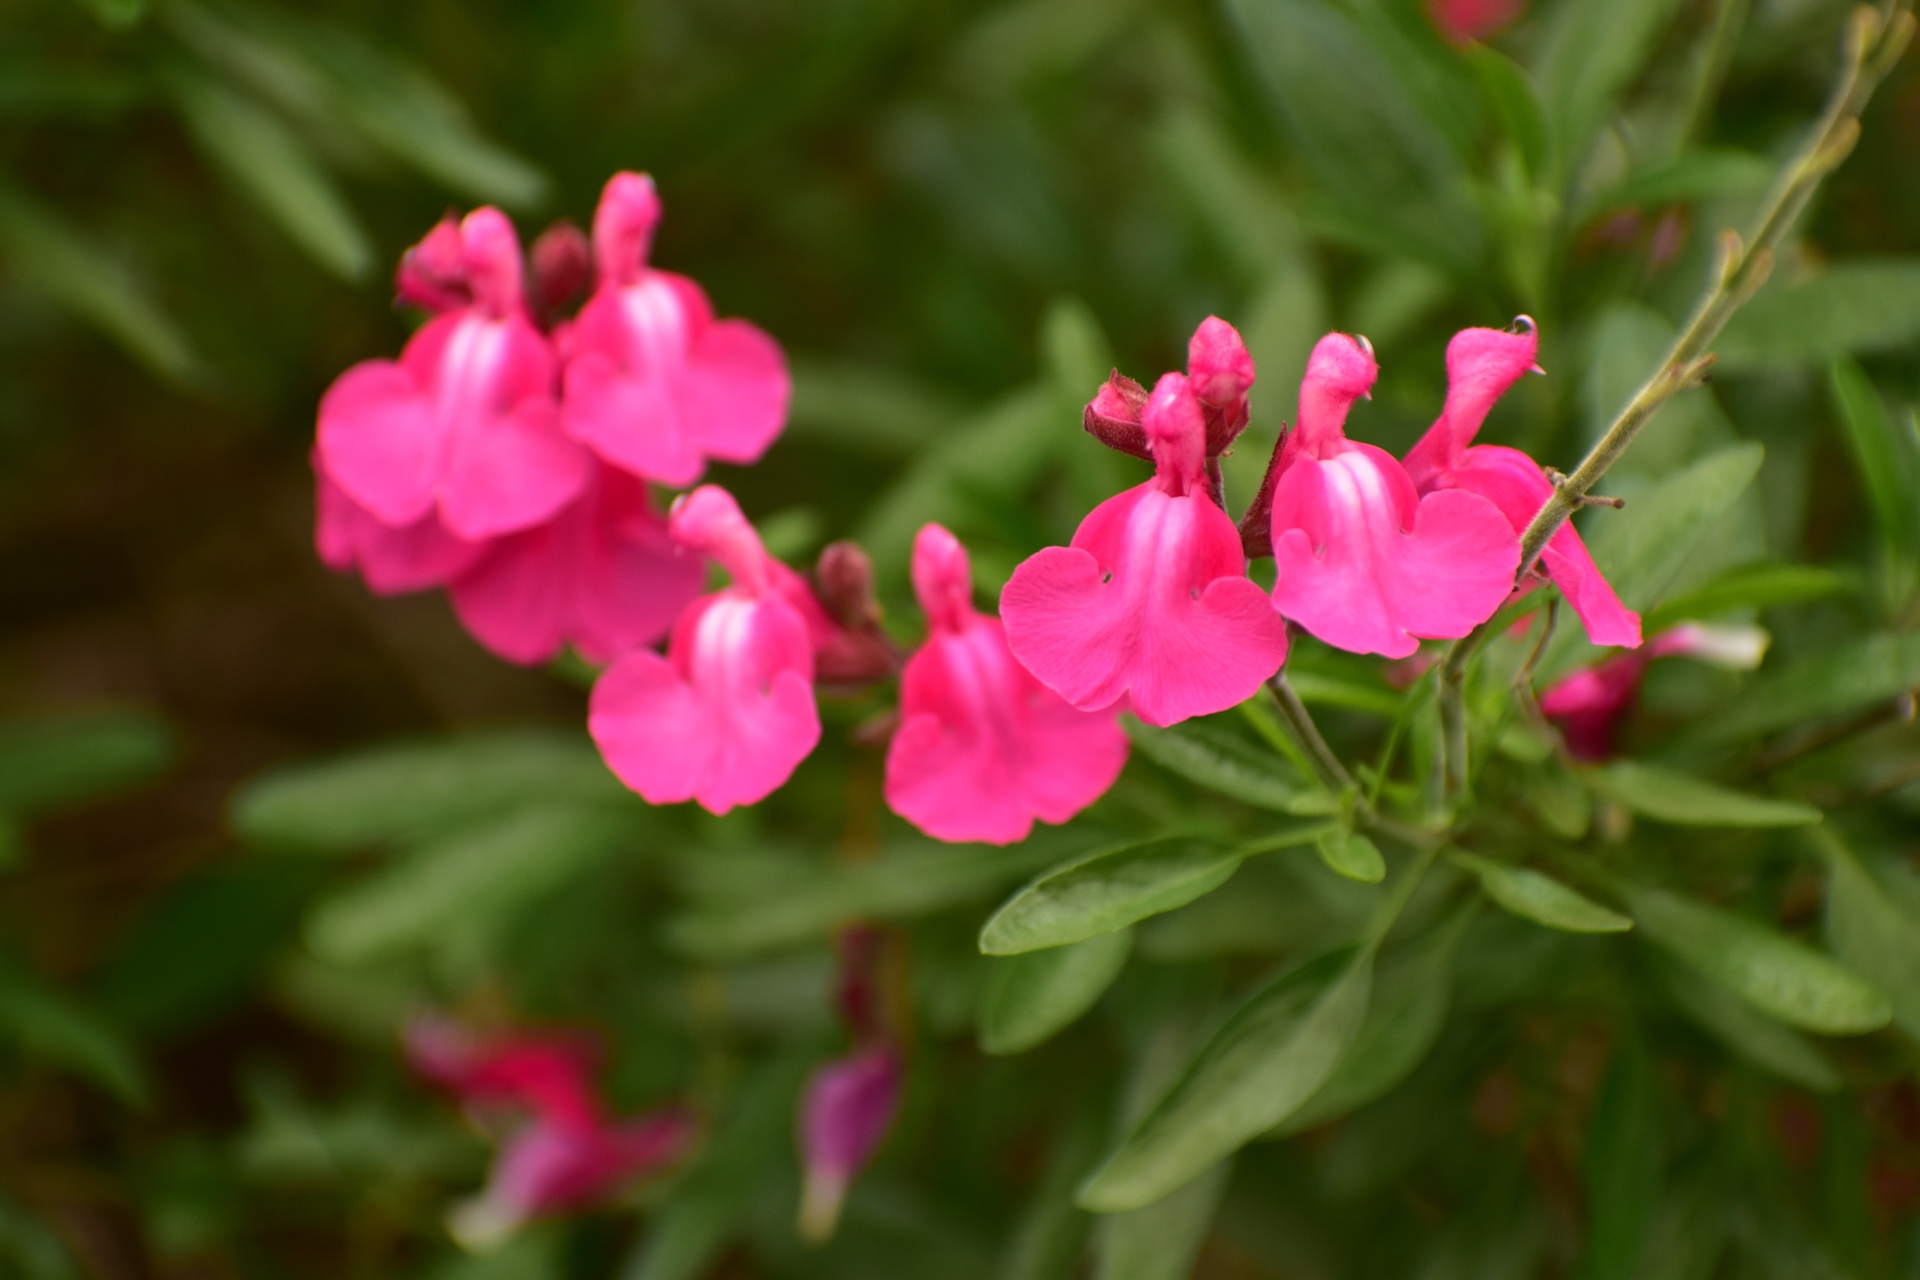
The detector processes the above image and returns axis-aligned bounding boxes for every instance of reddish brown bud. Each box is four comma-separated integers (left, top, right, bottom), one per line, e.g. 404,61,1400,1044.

530,219,592,325
1083,371,1153,460
1237,427,1292,559
813,541,880,631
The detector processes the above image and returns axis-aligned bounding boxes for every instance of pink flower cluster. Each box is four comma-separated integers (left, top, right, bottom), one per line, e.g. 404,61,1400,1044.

315,172,784,665
404,1017,696,1247
314,179,1646,841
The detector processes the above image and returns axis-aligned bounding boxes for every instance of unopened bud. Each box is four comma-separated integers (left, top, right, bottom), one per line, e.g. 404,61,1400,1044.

1083,372,1153,460
814,541,880,631
530,219,592,324
395,215,470,314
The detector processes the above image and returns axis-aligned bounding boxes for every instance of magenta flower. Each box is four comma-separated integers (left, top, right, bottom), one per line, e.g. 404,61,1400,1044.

1539,623,1768,760
451,1107,698,1247
796,1044,902,1243
317,208,588,540
561,172,791,486
1403,323,1642,649
1426,0,1524,45
1261,333,1520,659
446,460,705,666
588,486,820,813
1001,372,1289,726
314,467,484,595
885,524,1128,845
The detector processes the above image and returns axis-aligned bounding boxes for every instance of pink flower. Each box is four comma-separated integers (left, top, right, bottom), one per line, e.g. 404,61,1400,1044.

317,208,588,539
1001,373,1289,726
1402,322,1642,649
405,1017,605,1128
561,172,791,486
1261,334,1520,659
451,1107,697,1247
588,486,820,813
1083,316,1255,461
315,465,484,595
1539,623,1768,760
1427,0,1524,45
886,524,1128,845
447,460,706,665
796,1045,902,1243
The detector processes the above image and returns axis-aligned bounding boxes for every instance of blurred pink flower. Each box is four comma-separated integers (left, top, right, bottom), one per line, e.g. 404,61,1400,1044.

1427,0,1525,45
1002,372,1290,726
588,486,820,813
1262,334,1520,658
317,208,588,540
796,1044,902,1244
561,171,791,486
885,523,1128,845
1539,623,1768,759
447,459,705,665
1403,322,1642,649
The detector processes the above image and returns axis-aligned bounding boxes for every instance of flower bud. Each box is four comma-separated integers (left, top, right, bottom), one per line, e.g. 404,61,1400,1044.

1082,371,1153,459
813,541,880,631
530,219,592,323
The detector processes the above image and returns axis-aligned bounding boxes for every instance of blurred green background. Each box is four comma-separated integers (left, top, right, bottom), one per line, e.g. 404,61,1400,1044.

3,0,1920,1276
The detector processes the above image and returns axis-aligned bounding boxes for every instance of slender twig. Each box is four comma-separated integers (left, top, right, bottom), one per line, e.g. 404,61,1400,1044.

1267,674,1441,848
1437,1,1915,797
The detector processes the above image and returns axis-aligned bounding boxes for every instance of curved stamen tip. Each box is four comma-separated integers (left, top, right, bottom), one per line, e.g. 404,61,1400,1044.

1509,314,1537,335
1355,333,1375,357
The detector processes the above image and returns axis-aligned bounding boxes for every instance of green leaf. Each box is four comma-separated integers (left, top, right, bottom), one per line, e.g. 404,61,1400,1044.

1820,831,1920,1040
1224,0,1480,273
1584,443,1764,611
0,711,172,815
231,730,631,853
304,805,642,963
0,180,200,385
1718,258,1920,370
0,964,147,1104
167,71,372,280
1314,831,1385,884
672,838,1069,960
1524,769,1593,840
1590,762,1821,827
1829,357,1920,566
94,859,324,1036
1696,632,1920,742
1626,885,1890,1035
1536,0,1683,181
980,929,1133,1055
1273,919,1461,1134
1089,1158,1229,1280
1283,669,1402,717
76,0,145,27
1586,148,1772,216
979,835,1245,957
1466,46,1550,180
1077,948,1372,1212
1661,960,1840,1091
1641,562,1845,634
1581,1046,1662,1280
1453,854,1632,933
1122,717,1314,813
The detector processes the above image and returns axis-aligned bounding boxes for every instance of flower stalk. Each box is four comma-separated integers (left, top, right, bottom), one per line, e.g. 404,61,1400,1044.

1437,0,1915,795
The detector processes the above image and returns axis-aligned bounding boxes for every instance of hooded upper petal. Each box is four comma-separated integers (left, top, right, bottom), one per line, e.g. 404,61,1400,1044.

886,524,1128,845
1002,374,1288,726
588,486,819,814
561,173,790,485
448,461,705,665
1403,321,1538,490
318,208,588,539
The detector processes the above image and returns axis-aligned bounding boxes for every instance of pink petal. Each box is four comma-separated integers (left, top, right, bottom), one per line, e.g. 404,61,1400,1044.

886,620,1127,845
1539,653,1652,761
1270,443,1518,658
681,317,791,465
437,317,587,539
316,357,443,527
449,465,704,665
395,216,470,313
1001,485,1289,726
562,278,707,485
589,593,819,814
315,468,484,595
1187,316,1254,437
1450,445,1641,649
591,171,663,287
797,1046,901,1242
1404,322,1538,490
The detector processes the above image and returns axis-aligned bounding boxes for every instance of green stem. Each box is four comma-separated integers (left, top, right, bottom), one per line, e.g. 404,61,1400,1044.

1363,841,1442,949
1268,675,1442,849
1438,1,1913,797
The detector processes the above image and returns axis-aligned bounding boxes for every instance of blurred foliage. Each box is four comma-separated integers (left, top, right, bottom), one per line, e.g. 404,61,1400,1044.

4,0,1920,1277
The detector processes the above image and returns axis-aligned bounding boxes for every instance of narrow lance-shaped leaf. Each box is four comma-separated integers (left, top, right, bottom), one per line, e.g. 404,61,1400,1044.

1660,959,1840,1091
1641,562,1844,635
167,70,372,281
0,965,147,1105
1453,853,1632,933
1581,1046,1662,1280
980,929,1134,1055
1077,947,1372,1212
1829,357,1920,601
1820,830,1920,1040
1315,830,1385,884
980,836,1246,956
1718,259,1920,370
1123,716,1317,813
0,711,172,815
1590,762,1821,828
1626,885,1890,1035
1091,1159,1230,1280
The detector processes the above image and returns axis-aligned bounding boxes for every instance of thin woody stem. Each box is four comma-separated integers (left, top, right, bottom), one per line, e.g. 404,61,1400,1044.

1437,1,1914,797
1268,674,1442,848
